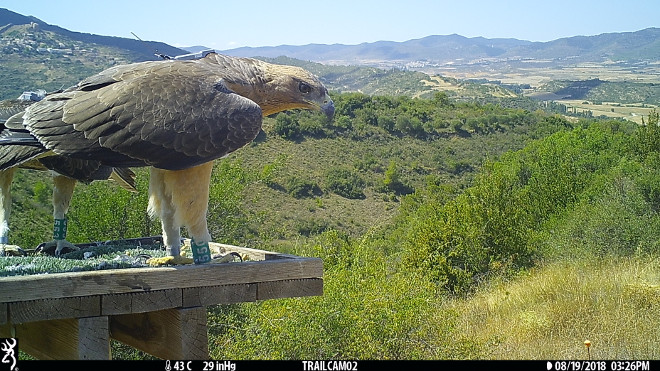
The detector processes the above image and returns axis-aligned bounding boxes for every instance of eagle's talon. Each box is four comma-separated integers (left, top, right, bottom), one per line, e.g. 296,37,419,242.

36,240,79,256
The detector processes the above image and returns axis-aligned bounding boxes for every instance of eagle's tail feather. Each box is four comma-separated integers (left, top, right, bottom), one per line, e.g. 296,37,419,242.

110,167,138,192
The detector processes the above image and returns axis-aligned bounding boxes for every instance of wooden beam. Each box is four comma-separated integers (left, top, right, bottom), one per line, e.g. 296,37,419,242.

110,307,208,360
258,278,324,300
102,289,182,315
78,317,112,359
9,296,101,324
0,257,323,303
182,283,256,307
12,316,110,360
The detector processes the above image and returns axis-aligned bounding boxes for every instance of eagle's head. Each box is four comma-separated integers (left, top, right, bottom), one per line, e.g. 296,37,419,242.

217,55,334,120
260,63,335,119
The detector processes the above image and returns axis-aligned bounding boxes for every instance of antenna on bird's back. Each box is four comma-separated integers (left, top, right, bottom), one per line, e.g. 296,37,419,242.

131,32,215,61
131,31,172,60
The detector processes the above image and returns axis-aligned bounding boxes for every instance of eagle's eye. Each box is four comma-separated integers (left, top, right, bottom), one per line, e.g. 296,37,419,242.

299,82,312,94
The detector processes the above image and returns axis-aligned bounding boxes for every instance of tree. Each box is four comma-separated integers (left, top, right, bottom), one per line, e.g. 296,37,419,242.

383,160,413,195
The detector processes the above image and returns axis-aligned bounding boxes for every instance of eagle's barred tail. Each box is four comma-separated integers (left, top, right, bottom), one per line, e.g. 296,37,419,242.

109,168,138,193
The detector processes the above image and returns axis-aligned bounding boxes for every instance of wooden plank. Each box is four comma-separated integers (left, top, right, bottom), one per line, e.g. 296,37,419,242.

0,257,323,303
182,283,256,307
110,307,208,360
13,317,110,360
9,296,101,324
102,289,182,315
258,279,324,300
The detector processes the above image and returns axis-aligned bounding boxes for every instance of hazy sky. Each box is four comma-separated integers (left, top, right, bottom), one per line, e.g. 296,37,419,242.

1,0,658,50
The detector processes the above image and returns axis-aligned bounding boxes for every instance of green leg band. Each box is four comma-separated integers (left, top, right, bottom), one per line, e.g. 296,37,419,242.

191,238,211,265
53,218,67,240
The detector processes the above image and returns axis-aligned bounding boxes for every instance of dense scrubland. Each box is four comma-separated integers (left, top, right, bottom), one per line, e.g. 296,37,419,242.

9,92,660,359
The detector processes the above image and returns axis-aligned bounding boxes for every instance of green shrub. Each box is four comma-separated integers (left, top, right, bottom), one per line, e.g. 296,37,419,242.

382,160,414,195
285,176,322,199
273,113,301,140
325,167,366,199
295,218,330,237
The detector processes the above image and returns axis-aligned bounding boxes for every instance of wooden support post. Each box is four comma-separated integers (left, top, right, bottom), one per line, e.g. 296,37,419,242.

7,316,110,360
110,307,208,360
0,322,13,338
0,303,7,325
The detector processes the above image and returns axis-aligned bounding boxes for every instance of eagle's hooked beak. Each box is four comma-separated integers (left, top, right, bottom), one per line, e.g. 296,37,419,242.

321,97,335,120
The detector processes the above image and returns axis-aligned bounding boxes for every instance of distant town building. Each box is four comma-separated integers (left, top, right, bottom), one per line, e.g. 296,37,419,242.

17,89,46,101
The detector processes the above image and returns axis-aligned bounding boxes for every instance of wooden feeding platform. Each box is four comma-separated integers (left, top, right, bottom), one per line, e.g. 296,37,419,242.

0,239,323,360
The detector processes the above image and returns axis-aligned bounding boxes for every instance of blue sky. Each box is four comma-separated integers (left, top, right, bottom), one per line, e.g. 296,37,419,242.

1,0,658,50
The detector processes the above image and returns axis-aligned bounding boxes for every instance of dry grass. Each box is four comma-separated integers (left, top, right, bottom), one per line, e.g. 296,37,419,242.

444,255,660,359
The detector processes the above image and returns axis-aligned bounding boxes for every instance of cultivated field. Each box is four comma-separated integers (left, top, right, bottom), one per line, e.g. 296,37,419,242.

426,60,660,88
558,100,658,124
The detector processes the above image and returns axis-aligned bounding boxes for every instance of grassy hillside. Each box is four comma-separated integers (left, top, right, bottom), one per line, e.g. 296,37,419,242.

0,23,139,99
445,255,660,359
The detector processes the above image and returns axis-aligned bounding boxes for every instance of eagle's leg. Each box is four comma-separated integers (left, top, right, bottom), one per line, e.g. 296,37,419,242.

0,168,24,256
180,162,213,264
38,175,79,256
147,162,214,266
52,175,78,255
150,166,182,257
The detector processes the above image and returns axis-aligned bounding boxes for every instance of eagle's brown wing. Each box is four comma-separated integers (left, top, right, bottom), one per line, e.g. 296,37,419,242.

0,97,136,190
24,60,263,170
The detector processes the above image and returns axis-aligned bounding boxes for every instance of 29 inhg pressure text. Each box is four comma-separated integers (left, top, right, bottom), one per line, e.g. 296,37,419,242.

203,361,237,371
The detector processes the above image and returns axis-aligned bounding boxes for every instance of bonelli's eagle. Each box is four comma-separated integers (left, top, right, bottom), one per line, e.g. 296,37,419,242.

0,52,334,264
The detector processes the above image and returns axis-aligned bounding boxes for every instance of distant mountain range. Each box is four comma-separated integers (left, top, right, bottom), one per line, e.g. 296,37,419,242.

4,7,658,71
219,28,660,71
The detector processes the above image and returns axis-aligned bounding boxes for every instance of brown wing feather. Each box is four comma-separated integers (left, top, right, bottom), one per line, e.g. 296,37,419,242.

24,60,263,170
